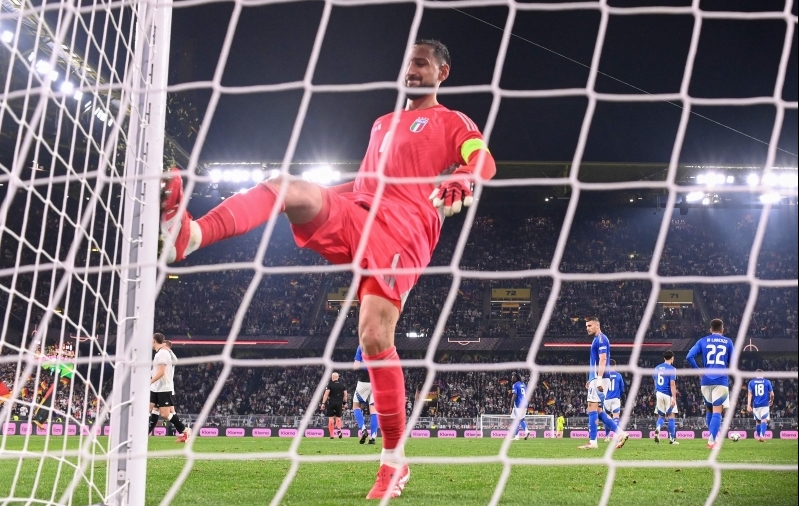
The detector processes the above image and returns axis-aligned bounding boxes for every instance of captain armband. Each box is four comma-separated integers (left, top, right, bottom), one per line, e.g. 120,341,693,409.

460,138,490,164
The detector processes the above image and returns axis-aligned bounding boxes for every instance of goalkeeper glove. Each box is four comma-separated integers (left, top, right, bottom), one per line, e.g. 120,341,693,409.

429,170,474,218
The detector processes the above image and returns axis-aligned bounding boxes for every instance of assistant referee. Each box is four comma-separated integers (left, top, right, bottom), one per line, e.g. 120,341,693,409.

322,372,348,439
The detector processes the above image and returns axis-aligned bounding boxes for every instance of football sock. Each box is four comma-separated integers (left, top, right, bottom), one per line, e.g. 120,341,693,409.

335,418,342,430
709,413,722,441
668,419,676,440
167,413,186,434
519,419,528,435
760,421,768,438
196,183,285,248
656,416,664,432
380,448,406,469
705,406,712,428
588,411,598,443
370,413,379,438
613,417,620,435
353,408,365,430
364,346,406,457
148,413,159,434
598,411,619,434
328,419,335,436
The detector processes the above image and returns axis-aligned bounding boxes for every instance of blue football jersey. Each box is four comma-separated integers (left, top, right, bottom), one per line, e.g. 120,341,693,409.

654,363,676,395
748,378,773,408
686,334,734,386
512,381,526,408
606,371,624,400
354,345,364,363
589,333,611,380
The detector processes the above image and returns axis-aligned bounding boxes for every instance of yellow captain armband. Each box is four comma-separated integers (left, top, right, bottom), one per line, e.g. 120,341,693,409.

460,138,490,163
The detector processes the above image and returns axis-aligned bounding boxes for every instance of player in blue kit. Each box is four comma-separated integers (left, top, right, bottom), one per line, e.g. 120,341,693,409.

687,318,734,449
579,317,629,450
653,350,679,445
352,345,379,444
602,360,624,443
747,371,774,443
510,372,529,440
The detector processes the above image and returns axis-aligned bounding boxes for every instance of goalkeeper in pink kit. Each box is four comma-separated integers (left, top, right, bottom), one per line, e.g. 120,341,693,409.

160,39,496,499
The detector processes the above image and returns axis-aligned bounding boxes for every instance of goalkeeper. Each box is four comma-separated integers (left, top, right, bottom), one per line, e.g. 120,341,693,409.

32,358,75,428
160,39,496,499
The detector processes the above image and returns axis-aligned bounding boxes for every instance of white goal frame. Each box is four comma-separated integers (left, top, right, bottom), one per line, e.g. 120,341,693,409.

479,414,554,432
106,0,172,504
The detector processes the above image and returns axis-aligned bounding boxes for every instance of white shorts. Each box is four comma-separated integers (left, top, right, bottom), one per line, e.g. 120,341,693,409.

752,406,770,421
701,385,730,408
512,406,527,420
354,381,373,406
655,391,678,415
603,397,621,414
587,378,611,404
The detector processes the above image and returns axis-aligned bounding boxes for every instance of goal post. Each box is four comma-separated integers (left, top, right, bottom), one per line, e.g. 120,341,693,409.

479,414,554,432
107,0,173,504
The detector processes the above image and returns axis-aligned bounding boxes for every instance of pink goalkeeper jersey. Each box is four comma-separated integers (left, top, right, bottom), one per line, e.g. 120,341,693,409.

351,104,483,255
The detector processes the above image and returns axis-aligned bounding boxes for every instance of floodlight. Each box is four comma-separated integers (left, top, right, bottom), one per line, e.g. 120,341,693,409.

762,173,777,187
701,197,710,206
747,174,759,187
760,192,782,204
302,165,341,185
250,169,264,182
209,169,223,183
35,60,58,80
73,90,83,100
2,31,13,43
685,192,704,203
60,81,74,95
230,169,249,183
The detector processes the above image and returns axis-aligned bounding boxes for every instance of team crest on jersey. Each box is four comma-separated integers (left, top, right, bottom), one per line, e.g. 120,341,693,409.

410,117,429,133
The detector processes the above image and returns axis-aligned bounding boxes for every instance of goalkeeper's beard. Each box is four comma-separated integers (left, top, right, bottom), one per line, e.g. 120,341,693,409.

405,79,434,101
405,90,433,101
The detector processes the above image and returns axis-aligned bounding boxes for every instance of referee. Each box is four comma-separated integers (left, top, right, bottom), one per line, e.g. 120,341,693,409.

322,372,347,439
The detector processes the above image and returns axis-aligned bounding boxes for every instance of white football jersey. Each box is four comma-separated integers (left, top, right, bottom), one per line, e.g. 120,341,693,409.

167,350,178,395
150,348,173,393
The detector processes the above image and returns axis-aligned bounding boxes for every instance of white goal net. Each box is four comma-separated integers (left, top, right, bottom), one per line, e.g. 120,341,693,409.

1,0,797,505
1,0,168,504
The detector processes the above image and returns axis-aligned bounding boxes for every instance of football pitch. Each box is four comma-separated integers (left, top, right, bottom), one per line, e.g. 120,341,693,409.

0,437,796,506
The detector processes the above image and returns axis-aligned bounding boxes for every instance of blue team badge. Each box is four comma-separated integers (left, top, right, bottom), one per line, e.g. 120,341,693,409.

410,117,429,133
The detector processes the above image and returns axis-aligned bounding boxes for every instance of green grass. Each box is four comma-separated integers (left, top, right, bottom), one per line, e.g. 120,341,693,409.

0,436,796,505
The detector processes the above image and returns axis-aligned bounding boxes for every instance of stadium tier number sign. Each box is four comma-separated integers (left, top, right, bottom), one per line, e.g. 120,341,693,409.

491,288,531,302
657,289,694,306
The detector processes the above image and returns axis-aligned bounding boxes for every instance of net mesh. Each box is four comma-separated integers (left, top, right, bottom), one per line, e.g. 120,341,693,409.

1,0,797,505
0,0,159,504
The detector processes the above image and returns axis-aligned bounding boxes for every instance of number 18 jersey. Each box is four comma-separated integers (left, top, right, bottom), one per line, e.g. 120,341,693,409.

748,378,773,408
687,334,734,387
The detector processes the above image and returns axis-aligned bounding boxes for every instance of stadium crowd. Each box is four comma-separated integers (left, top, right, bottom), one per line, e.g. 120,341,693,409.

0,349,108,424
158,352,797,425
2,199,796,428
3,200,795,343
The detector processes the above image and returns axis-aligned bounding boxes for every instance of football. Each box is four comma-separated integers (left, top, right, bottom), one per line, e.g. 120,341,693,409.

730,432,741,442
